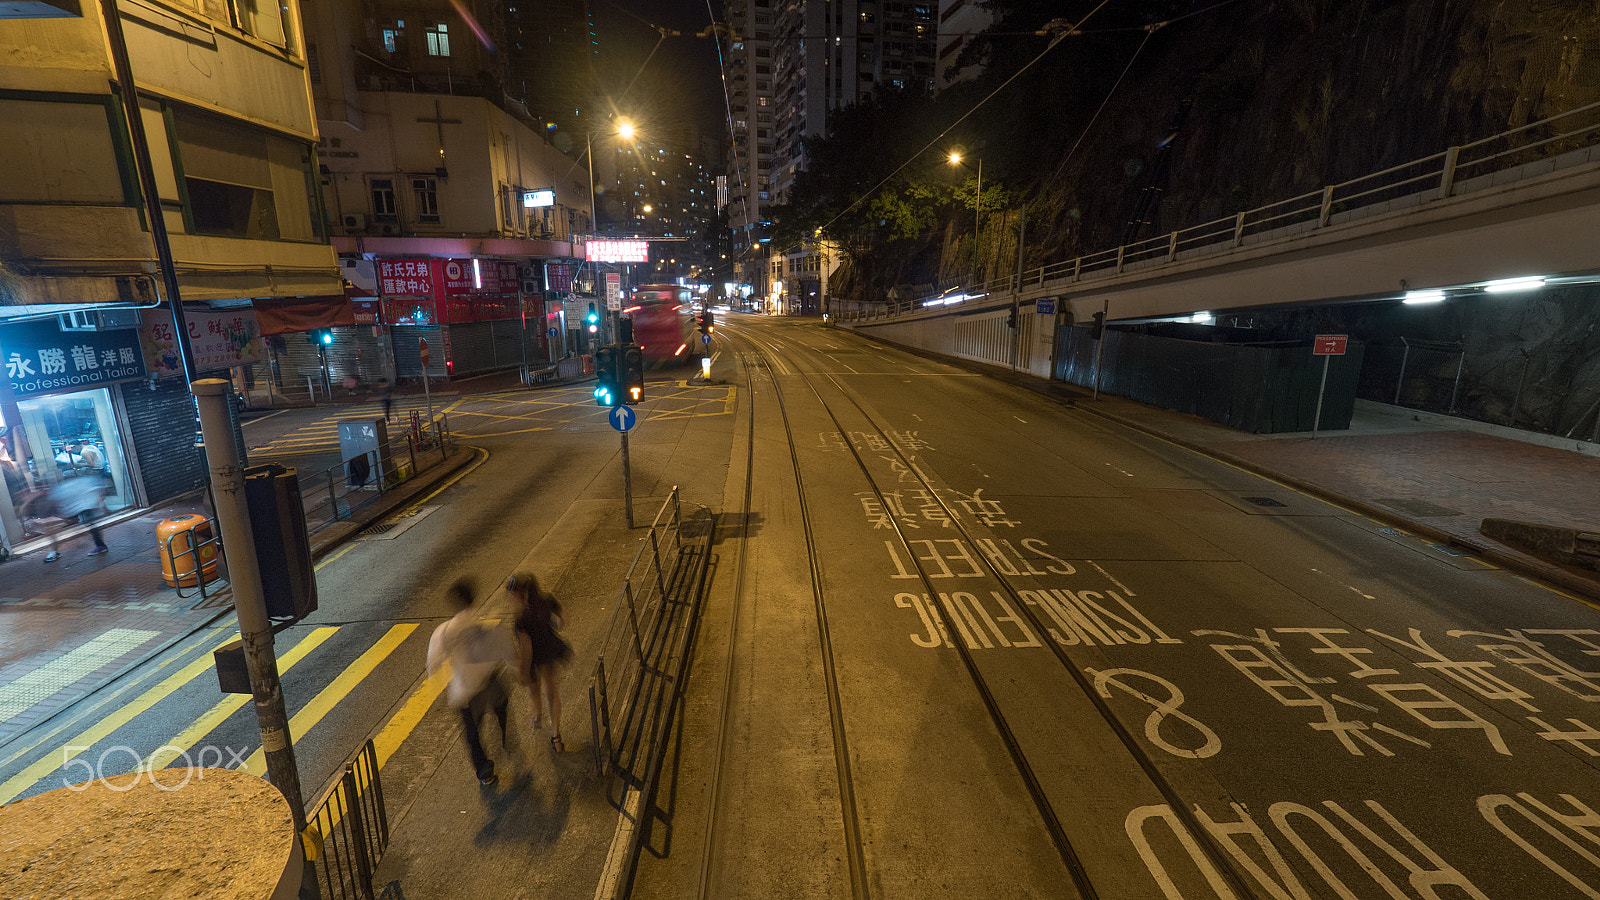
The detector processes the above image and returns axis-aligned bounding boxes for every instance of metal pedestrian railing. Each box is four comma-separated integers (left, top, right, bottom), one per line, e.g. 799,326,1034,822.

303,738,389,900
836,98,1600,322
586,487,716,896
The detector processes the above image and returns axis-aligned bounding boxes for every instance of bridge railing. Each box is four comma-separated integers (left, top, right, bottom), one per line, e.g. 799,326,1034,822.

834,99,1600,323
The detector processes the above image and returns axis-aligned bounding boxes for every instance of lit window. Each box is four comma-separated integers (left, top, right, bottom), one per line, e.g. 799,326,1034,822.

425,23,450,56
382,27,399,52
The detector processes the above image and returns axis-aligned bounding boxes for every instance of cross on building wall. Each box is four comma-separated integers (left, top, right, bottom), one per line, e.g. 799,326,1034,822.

415,99,462,171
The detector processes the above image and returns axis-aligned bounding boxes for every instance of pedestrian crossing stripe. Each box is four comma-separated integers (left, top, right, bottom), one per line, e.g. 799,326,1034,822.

0,633,238,805
244,623,418,775
145,626,339,771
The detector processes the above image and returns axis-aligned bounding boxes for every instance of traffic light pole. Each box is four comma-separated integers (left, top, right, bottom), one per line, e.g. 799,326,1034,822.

621,430,633,529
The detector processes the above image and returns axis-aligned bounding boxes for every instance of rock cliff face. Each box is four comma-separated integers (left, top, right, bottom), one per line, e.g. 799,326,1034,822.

1030,0,1600,262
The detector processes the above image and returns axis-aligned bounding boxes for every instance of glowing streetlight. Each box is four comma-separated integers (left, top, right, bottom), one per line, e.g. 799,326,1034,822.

588,117,641,232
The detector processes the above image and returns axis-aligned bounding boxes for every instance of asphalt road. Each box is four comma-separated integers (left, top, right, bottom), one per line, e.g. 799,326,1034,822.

7,314,1600,899
632,314,1600,900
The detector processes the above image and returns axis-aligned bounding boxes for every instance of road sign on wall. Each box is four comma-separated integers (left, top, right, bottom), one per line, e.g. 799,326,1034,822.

1312,334,1348,356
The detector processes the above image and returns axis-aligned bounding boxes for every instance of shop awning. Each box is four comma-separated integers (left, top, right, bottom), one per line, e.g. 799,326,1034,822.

253,295,356,336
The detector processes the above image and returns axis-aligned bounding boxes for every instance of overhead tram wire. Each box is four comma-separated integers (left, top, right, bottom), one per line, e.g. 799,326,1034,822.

701,5,749,202
815,0,1117,238
1044,25,1157,189
1044,0,1239,188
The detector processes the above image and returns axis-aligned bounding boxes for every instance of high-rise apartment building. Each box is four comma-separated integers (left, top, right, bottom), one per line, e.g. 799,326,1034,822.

505,0,598,154
721,0,937,252
935,0,993,87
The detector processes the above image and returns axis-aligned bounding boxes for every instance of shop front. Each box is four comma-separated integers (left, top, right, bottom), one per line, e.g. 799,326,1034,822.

376,258,549,380
0,317,147,552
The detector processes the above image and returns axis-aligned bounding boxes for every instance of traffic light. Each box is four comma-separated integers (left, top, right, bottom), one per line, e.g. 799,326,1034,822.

1090,311,1106,341
306,328,333,344
1006,305,1019,330
586,302,600,334
593,345,619,407
617,316,635,345
621,344,644,405
698,311,714,335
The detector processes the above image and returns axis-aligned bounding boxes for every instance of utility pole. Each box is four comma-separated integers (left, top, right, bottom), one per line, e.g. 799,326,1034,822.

100,0,197,385
193,379,308,832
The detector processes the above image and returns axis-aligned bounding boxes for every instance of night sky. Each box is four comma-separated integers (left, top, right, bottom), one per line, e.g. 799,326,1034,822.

596,0,729,151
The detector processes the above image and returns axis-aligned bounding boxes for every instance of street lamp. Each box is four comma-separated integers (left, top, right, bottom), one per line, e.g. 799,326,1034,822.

588,118,637,232
949,152,981,278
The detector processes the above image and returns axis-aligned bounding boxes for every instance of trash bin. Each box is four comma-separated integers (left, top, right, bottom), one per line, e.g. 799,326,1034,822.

158,515,218,588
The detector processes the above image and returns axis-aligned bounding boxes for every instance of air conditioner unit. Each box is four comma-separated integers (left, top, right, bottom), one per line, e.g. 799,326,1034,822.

522,280,540,294
378,224,398,235
342,213,368,231
520,265,538,280
97,308,143,329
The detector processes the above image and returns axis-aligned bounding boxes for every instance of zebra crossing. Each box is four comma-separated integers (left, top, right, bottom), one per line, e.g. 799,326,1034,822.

0,619,440,806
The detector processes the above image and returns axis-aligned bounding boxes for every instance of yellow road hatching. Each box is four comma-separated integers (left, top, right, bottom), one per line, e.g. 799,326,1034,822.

250,397,467,454
442,381,737,437
251,380,737,450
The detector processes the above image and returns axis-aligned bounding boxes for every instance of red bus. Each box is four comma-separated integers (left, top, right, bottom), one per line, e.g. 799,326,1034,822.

625,284,696,368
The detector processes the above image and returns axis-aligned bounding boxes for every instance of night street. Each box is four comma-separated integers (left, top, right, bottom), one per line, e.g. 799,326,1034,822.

9,0,1600,896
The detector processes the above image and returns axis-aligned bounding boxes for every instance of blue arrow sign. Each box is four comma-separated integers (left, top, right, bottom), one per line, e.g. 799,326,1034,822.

702,334,711,345
608,405,637,432
548,327,558,337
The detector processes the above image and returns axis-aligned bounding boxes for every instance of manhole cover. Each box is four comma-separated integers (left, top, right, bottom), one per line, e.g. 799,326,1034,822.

1243,496,1288,508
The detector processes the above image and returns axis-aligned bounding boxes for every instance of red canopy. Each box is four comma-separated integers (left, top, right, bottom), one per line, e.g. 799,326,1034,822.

254,295,357,336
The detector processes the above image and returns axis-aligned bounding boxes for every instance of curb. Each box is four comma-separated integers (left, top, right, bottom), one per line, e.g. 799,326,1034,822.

1073,401,1600,606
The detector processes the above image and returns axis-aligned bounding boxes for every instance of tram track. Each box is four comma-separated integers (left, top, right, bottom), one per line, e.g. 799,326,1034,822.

696,320,1261,900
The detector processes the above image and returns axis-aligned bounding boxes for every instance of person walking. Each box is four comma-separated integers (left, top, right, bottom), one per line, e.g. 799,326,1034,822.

427,578,518,785
42,471,111,561
508,573,572,752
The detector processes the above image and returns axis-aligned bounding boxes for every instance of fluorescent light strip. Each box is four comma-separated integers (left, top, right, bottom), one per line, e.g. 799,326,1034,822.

1483,276,1545,293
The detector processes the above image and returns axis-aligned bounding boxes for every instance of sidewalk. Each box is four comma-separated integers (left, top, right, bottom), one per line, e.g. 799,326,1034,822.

978,366,1600,603
0,439,480,752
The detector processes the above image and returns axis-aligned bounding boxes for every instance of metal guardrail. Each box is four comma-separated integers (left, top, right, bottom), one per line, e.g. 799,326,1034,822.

587,487,717,899
303,738,389,900
299,413,455,535
588,486,685,778
835,99,1600,322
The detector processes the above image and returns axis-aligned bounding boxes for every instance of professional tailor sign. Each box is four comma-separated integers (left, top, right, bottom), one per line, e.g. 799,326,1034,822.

2,318,145,399
586,240,649,263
